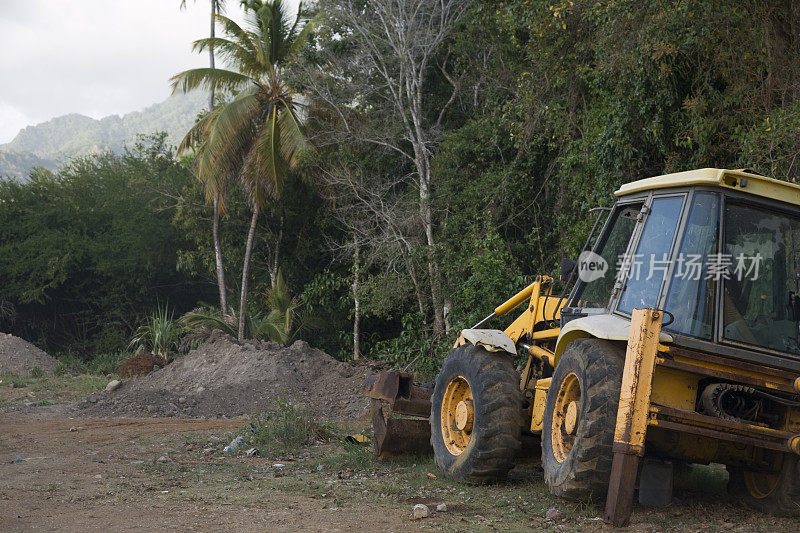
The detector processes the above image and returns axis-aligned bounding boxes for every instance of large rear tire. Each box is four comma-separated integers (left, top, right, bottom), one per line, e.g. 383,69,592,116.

430,344,522,482
541,339,625,499
728,452,800,517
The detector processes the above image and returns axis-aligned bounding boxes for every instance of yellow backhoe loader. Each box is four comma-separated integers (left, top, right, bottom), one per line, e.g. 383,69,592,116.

366,168,800,524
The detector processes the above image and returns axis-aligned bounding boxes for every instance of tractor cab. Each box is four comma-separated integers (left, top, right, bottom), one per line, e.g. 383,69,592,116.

562,168,800,371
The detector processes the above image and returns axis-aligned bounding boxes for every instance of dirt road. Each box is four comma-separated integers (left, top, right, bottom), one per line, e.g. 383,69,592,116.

0,415,418,532
3,411,800,532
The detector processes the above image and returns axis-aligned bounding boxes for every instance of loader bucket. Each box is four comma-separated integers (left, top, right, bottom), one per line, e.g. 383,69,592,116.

364,371,433,458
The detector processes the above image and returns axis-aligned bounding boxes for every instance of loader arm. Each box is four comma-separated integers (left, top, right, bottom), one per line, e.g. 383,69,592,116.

454,275,567,391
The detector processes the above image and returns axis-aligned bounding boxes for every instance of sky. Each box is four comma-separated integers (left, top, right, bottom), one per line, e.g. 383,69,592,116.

0,0,298,144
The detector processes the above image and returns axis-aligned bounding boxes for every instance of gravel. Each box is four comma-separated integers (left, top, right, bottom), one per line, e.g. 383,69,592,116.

80,331,374,420
0,333,57,375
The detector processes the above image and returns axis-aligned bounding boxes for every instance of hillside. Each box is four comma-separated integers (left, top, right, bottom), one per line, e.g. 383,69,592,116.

0,91,206,180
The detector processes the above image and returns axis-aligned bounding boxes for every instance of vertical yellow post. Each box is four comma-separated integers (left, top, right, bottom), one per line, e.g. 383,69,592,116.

604,308,663,527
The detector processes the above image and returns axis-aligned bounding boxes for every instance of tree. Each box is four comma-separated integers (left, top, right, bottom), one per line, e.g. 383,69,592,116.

179,0,231,316
307,0,470,336
171,0,313,340
0,134,208,354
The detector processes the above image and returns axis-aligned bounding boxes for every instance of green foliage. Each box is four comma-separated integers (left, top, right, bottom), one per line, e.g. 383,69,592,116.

29,366,44,379
180,270,315,345
128,305,186,363
261,270,312,344
0,134,211,355
8,0,800,377
89,352,129,375
368,313,443,380
739,101,800,183
250,398,332,456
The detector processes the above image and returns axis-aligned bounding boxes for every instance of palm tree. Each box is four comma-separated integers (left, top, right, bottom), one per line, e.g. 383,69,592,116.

179,269,316,345
171,0,312,340
179,0,230,316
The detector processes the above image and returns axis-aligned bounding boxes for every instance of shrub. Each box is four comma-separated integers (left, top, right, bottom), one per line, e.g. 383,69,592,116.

54,353,87,376
129,305,185,364
250,398,332,456
180,272,317,347
88,352,129,375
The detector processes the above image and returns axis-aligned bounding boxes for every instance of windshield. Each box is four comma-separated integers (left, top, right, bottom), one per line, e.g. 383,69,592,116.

663,192,720,339
618,195,685,314
575,203,641,308
723,203,800,355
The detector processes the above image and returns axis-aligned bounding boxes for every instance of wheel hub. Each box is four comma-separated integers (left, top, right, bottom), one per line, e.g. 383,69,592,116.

455,400,474,431
564,401,579,435
551,371,582,463
441,376,474,455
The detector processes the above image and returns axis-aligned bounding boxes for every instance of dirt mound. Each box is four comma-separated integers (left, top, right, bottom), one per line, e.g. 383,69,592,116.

80,332,374,420
117,353,164,378
0,333,57,375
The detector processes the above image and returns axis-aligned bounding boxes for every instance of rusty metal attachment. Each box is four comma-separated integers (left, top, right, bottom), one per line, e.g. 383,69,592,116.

604,308,663,527
364,370,433,458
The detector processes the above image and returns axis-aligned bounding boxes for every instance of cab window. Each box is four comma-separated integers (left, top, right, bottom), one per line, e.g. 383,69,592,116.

663,192,720,339
723,203,800,355
617,195,685,314
576,203,641,309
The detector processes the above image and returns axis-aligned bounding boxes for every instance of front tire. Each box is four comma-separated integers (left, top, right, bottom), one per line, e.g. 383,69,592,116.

541,339,625,499
430,344,522,482
728,452,800,517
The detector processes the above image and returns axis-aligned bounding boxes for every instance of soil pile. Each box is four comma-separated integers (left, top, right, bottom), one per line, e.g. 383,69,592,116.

81,332,374,419
0,333,57,375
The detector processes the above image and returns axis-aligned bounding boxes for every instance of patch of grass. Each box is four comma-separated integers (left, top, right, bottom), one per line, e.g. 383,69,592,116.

0,372,30,388
87,351,129,375
675,462,729,495
29,365,44,378
0,371,106,403
250,398,334,457
321,439,378,472
53,353,87,376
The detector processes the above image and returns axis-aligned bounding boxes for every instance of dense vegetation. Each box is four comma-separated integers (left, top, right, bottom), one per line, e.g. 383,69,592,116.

0,134,212,354
2,1,799,373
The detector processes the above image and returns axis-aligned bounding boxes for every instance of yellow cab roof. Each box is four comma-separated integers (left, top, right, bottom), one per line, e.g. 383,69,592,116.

615,168,800,207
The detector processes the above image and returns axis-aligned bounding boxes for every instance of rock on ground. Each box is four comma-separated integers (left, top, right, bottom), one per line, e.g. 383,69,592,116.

80,331,375,420
412,504,430,519
0,333,57,375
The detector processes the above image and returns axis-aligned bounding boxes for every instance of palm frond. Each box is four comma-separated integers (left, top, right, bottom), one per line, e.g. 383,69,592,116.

170,67,250,95
286,12,316,61
177,111,215,155
248,105,285,200
179,306,237,336
213,13,259,53
195,89,261,202
276,105,309,170
192,37,263,78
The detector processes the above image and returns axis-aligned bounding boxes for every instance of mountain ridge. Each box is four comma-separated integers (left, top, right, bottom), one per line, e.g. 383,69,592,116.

0,91,206,180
